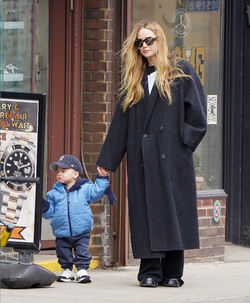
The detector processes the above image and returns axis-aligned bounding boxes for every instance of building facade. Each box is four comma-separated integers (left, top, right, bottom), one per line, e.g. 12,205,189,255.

0,0,249,266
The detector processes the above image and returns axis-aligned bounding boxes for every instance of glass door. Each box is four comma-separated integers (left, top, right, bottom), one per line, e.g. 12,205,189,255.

0,0,48,94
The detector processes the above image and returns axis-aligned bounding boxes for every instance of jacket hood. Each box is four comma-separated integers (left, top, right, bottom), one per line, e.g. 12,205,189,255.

53,178,89,193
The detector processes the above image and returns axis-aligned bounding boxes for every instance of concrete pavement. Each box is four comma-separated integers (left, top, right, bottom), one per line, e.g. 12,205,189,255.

1,243,250,303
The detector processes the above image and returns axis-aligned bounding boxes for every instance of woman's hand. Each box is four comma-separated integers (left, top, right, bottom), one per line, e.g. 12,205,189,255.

97,166,110,177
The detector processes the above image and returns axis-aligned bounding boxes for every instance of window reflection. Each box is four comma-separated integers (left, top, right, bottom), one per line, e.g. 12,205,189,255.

0,0,48,94
133,0,223,190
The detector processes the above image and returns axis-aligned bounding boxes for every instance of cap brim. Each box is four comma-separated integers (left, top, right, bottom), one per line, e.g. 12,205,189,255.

49,162,70,171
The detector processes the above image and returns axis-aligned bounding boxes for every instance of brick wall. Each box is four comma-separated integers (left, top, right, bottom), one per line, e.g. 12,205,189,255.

82,0,114,266
185,197,226,262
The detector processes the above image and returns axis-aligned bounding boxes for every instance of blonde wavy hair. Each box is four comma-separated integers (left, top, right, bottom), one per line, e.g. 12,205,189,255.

120,20,189,112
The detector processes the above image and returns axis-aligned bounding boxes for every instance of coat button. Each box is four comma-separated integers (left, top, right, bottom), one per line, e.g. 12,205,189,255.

162,154,166,159
143,134,148,138
159,126,164,131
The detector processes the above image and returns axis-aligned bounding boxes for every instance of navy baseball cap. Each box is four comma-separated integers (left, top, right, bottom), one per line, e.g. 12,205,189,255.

49,154,83,175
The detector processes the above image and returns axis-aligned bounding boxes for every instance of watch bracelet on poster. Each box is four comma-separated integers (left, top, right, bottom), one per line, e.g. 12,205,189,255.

0,134,36,225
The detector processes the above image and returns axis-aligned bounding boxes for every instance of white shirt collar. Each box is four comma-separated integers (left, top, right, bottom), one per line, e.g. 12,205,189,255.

147,71,157,95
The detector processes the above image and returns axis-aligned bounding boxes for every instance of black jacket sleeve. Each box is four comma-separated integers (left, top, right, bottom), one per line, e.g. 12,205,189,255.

97,99,129,172
182,61,207,151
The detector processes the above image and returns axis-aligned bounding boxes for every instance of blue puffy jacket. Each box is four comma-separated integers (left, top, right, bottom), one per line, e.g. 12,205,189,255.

42,176,109,238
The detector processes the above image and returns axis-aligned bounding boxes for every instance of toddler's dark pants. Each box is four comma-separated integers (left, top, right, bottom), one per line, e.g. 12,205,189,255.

56,233,92,271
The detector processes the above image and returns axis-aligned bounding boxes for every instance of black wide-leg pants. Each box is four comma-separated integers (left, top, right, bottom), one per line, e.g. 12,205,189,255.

137,250,184,283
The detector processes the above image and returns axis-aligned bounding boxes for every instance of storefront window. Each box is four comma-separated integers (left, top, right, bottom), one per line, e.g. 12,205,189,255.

133,0,223,190
0,0,48,94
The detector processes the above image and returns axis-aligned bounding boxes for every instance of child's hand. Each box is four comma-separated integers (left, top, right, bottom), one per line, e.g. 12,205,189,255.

97,166,109,177
42,198,50,213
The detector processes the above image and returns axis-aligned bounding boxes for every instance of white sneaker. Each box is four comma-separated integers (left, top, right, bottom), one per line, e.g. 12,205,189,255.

57,269,75,282
76,269,91,283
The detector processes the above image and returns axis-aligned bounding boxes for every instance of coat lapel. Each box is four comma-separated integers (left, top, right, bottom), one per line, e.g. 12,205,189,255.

143,77,158,133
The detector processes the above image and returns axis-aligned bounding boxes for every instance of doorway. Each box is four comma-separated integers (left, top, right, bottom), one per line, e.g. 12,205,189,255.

224,0,250,246
47,0,82,190
241,0,250,247
41,0,83,248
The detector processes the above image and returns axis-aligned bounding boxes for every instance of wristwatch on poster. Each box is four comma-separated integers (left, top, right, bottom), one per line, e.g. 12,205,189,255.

0,134,36,225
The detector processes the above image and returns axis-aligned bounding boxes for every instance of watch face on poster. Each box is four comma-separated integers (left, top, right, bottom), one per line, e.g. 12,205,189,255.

0,92,46,251
1,143,35,192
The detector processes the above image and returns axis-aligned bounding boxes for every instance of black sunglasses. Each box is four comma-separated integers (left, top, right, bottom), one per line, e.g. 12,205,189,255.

134,37,157,48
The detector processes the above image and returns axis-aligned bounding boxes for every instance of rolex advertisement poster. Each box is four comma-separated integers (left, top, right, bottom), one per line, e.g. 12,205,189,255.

0,92,46,251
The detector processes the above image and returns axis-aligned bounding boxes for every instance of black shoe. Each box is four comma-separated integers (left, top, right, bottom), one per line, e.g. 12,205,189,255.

162,278,184,287
139,278,158,288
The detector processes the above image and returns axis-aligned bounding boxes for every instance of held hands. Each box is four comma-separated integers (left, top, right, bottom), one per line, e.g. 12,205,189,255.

97,166,116,204
97,166,110,177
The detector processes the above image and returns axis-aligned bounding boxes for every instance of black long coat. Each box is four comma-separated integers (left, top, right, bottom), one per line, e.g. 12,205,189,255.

97,60,207,259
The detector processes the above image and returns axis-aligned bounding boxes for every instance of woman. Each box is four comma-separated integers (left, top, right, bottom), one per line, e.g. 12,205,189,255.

97,20,207,288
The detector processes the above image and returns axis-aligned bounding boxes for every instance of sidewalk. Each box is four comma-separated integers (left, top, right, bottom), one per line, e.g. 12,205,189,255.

32,242,250,268
1,243,250,303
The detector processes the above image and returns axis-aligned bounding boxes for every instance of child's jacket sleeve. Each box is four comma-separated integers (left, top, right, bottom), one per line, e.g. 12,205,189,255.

85,175,116,204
